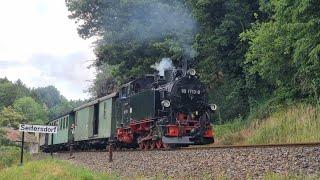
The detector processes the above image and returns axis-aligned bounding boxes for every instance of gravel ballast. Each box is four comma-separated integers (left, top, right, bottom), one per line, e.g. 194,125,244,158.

53,146,320,179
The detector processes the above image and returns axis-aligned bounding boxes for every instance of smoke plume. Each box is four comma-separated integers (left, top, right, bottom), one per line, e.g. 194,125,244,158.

151,58,174,76
101,1,198,58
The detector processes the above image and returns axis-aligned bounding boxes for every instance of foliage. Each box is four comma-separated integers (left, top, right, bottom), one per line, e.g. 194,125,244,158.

87,63,118,98
0,78,87,124
241,0,320,104
12,97,47,125
66,0,263,121
0,107,25,128
0,129,14,146
0,159,116,179
0,146,30,171
48,99,87,120
0,78,30,110
32,86,63,109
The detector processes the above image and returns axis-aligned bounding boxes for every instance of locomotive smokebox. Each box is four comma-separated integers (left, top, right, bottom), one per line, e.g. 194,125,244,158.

164,69,173,82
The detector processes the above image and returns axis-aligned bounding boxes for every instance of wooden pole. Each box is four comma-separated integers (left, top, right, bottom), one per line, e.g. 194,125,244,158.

20,131,25,166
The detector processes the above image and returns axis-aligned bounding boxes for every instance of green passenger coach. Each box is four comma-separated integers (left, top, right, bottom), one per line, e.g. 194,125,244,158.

41,92,118,151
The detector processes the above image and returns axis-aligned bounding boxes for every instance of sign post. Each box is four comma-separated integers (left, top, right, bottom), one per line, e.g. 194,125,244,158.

19,124,58,165
20,131,24,166
51,134,54,158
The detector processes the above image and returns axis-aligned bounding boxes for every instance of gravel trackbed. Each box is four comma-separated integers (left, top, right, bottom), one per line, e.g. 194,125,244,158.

53,146,320,179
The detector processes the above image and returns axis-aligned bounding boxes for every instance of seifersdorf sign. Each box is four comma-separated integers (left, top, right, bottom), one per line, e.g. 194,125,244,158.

19,124,58,134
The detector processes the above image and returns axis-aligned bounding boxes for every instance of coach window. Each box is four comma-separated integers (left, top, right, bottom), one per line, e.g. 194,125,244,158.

120,86,128,98
75,112,78,126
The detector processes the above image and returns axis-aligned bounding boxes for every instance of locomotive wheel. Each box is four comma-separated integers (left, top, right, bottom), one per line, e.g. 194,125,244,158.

138,142,145,150
155,140,162,149
150,141,156,150
162,143,170,149
163,143,176,149
145,141,151,150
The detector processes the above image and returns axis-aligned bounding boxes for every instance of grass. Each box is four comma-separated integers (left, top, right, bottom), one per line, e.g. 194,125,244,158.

0,146,30,170
214,103,320,145
214,118,248,145
263,172,320,180
0,159,117,180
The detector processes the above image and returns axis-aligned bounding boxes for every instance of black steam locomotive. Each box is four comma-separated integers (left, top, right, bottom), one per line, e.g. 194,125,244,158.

116,67,216,149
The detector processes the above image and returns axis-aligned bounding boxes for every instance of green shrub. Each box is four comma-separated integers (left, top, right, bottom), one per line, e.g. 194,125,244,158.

0,146,28,170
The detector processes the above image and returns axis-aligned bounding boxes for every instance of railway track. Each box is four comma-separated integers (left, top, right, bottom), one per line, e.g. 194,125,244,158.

183,142,320,150
54,142,320,154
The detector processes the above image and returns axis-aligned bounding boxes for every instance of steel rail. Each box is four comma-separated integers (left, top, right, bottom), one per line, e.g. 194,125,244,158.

54,142,320,154
180,142,320,151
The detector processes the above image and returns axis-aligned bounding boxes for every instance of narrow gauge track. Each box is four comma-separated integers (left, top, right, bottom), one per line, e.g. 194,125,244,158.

56,142,320,154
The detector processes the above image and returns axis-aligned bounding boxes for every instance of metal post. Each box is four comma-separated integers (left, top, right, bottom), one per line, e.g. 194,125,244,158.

20,131,25,166
51,133,53,158
69,143,74,158
108,143,113,162
69,124,75,159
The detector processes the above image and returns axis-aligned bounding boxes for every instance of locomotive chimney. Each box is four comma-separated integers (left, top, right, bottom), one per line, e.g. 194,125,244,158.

182,58,188,76
164,69,173,82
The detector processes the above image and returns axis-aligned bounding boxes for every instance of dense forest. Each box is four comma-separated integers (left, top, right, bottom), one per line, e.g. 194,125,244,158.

66,0,320,123
0,78,86,128
0,0,319,128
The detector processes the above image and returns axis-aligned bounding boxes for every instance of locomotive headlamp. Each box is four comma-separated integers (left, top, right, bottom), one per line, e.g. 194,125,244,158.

161,100,171,108
187,69,196,76
210,104,217,111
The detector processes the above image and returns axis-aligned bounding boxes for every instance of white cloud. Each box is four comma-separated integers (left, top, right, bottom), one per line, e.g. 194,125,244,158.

0,0,96,100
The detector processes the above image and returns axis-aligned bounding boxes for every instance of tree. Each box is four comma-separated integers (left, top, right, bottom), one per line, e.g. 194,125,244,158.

241,0,320,103
13,97,48,124
66,0,198,82
0,78,31,110
0,80,18,109
189,0,262,120
48,99,87,120
87,63,118,98
32,86,63,109
0,106,25,128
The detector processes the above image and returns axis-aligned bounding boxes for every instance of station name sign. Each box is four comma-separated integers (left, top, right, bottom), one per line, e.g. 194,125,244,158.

19,124,58,134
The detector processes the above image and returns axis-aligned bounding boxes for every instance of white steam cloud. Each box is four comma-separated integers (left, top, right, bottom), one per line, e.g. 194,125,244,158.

151,58,174,76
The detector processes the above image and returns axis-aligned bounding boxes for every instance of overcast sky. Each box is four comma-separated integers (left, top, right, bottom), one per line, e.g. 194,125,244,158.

0,0,96,100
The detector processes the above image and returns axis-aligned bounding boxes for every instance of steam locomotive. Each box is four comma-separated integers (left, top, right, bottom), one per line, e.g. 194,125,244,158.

40,66,216,151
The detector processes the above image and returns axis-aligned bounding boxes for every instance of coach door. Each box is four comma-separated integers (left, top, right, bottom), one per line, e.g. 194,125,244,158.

93,103,99,136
